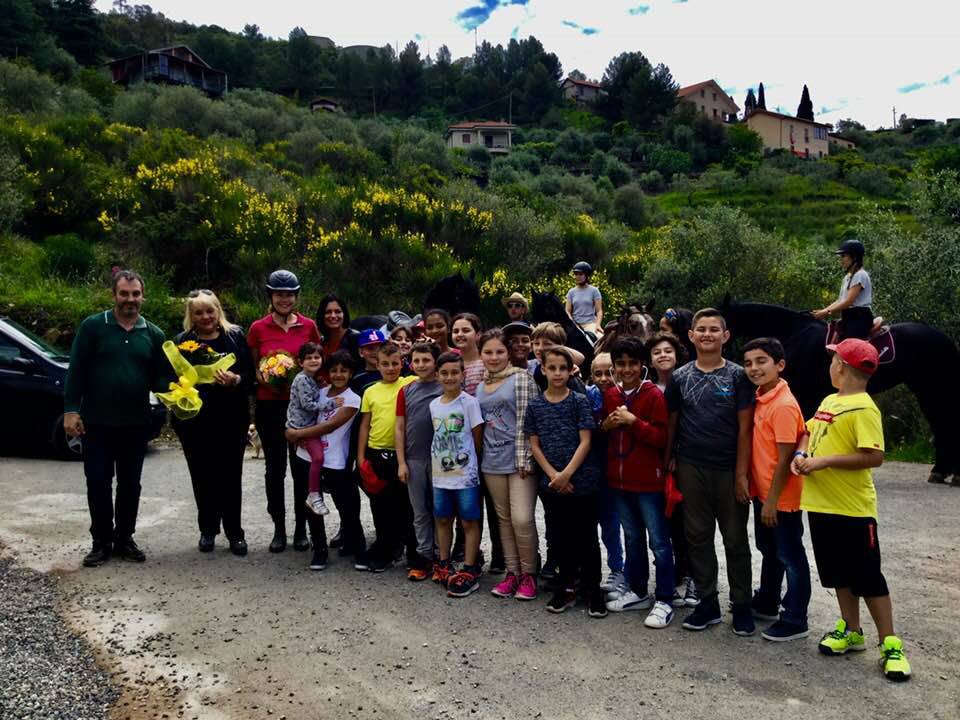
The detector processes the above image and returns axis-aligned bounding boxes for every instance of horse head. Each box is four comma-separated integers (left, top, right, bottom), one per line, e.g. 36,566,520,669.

423,271,481,317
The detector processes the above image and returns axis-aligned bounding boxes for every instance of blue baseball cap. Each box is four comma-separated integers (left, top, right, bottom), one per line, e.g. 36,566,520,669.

358,329,387,347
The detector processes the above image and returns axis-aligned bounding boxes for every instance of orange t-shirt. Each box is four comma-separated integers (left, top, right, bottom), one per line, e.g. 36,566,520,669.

749,379,806,511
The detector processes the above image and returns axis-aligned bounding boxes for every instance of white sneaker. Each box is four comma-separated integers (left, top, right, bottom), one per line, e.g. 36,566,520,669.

683,577,700,607
644,600,675,629
671,591,686,608
305,492,330,516
605,590,652,612
600,571,625,592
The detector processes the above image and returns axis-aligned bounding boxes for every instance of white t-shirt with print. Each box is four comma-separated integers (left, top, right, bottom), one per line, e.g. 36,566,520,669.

295,386,361,470
429,392,484,490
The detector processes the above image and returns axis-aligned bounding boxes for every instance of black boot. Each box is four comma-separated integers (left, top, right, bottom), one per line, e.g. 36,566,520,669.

82,542,111,567
269,525,287,553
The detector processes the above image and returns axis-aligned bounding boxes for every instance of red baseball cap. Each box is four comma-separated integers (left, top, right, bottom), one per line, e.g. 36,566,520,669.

826,338,879,375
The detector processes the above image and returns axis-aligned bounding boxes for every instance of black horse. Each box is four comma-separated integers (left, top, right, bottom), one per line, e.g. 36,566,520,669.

530,291,595,374
595,299,657,354
721,300,960,484
422,270,482,317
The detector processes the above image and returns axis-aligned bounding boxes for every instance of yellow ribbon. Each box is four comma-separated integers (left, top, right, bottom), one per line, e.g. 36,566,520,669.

156,341,236,420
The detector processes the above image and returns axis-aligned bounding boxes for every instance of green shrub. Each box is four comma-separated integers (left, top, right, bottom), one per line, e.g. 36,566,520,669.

605,156,632,187
613,184,656,229
42,233,95,279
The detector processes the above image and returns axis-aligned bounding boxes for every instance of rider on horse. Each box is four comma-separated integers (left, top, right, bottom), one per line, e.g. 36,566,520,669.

812,239,874,340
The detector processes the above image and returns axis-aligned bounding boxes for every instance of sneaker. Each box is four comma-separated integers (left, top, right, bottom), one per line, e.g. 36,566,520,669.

309,547,328,571
82,542,111,567
600,570,625,592
644,600,675,629
682,597,722,631
818,619,866,655
115,538,145,563
329,528,343,549
491,572,520,598
605,578,632,601
762,619,810,642
588,588,608,618
305,492,330,516
198,534,215,553
671,591,687,608
228,538,248,557
353,549,370,571
292,533,310,552
447,565,481,597
269,527,287,553
606,590,653,613
879,636,912,682
407,556,431,582
368,552,393,573
546,588,576,613
432,560,453,587
751,592,780,620
515,573,538,601
683,577,699,607
732,605,756,636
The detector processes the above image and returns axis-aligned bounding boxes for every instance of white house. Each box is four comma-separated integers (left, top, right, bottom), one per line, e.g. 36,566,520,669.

445,121,516,154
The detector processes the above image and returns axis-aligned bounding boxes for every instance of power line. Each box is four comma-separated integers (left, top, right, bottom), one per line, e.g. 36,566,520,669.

449,92,513,120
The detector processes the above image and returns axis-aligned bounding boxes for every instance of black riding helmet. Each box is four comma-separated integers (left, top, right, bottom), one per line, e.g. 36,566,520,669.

265,269,301,293
835,239,865,263
572,261,593,276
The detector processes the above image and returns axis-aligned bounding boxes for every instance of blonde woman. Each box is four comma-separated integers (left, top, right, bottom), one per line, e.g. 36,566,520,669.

172,289,254,556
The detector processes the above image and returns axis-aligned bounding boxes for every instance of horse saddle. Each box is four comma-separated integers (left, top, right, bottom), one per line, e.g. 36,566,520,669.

825,317,895,365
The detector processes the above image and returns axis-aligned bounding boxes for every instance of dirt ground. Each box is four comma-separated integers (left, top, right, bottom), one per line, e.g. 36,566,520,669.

0,446,958,720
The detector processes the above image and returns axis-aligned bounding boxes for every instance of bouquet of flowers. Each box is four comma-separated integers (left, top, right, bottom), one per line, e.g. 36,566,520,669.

258,349,297,392
176,339,226,365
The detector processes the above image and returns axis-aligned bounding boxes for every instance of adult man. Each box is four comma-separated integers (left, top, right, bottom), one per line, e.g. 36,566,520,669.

64,270,168,567
502,292,530,323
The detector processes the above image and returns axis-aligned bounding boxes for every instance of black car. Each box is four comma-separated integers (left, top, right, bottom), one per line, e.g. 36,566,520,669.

0,317,167,459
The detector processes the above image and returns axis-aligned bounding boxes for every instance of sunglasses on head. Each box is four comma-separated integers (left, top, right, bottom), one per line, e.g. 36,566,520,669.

188,289,214,298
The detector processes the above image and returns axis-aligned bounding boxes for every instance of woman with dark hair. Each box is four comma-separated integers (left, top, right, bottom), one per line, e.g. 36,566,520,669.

660,307,696,361
317,293,360,363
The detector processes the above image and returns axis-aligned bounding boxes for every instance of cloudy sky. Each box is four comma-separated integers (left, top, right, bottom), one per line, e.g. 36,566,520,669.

96,0,958,129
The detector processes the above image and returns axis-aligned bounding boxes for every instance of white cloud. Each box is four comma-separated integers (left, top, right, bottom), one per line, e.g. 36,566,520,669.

94,0,960,128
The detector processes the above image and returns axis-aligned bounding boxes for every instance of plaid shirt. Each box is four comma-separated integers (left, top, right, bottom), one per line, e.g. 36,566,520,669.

512,369,539,472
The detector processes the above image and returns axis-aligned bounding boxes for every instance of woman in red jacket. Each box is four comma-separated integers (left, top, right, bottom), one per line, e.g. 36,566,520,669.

600,336,676,629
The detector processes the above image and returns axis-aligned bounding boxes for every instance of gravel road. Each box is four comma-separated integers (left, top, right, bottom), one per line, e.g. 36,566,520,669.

0,446,957,720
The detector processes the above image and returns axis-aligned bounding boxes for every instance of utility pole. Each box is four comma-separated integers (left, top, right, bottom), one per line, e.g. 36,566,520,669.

474,27,478,52
508,92,512,124
892,106,896,129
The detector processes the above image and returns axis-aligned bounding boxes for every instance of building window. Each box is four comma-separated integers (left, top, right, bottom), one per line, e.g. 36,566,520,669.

713,108,718,117
700,89,705,97
461,134,471,144
712,92,717,101
701,105,705,113
804,128,809,143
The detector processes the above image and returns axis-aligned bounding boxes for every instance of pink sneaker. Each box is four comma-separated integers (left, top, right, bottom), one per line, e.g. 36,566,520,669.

515,573,537,601
491,572,519,598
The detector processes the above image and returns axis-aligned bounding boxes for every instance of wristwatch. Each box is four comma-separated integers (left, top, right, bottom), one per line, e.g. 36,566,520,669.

793,451,808,459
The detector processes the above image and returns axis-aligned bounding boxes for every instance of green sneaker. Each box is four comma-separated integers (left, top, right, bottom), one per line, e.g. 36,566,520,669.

818,619,866,655
879,636,912,682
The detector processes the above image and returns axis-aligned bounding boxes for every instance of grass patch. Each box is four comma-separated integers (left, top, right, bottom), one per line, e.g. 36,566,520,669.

887,438,935,464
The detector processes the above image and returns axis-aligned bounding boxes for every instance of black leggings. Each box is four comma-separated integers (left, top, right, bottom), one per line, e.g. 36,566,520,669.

841,307,873,340
254,399,306,534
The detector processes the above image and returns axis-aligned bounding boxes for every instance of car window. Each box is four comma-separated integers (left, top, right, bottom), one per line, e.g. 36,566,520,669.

0,335,23,366
0,319,69,361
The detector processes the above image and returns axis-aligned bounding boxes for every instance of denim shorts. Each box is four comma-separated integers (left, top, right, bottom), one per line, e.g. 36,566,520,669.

433,485,482,520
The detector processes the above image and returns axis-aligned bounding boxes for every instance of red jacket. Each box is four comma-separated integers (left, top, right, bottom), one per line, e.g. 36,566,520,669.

603,381,668,493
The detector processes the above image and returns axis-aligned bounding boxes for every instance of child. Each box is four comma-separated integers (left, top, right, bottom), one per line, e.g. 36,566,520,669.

565,261,603,336
357,342,418,572
423,309,453,354
351,329,386,396
452,313,484,395
742,338,811,642
530,322,586,393
646,331,697,606
287,350,366,570
286,343,330,518
524,347,605,617
792,339,911,681
389,324,416,365
586,353,625,595
601,337,674,628
476,329,540,601
396,341,444,581
664,308,756,636
429,352,485,597
502,321,534,370
813,239,873,340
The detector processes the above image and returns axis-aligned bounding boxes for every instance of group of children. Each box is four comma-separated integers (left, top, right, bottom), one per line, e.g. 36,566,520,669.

283,301,911,683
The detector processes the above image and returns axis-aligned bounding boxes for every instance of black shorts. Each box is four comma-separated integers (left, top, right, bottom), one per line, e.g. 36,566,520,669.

808,512,889,598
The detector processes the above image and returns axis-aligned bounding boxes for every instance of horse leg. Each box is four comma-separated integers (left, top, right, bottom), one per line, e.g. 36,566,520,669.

905,379,959,485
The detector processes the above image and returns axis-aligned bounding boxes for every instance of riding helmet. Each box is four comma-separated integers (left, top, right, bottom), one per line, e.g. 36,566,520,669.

835,239,865,262
572,261,593,275
265,269,301,293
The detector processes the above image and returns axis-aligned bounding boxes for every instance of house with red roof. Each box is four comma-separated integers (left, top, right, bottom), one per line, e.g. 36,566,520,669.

676,79,739,123
561,76,604,105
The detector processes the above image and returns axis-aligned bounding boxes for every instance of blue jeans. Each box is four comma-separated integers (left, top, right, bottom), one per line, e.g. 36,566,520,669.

616,490,675,602
433,485,482,521
753,499,811,626
598,484,623,573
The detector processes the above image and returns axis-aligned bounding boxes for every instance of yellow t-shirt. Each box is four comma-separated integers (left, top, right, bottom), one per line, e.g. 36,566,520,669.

800,392,884,518
360,375,417,450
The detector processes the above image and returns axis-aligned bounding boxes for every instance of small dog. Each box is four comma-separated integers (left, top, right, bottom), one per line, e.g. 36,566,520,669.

247,424,262,458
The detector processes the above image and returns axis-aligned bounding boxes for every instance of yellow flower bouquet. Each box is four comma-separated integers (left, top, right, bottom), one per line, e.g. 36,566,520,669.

258,349,297,392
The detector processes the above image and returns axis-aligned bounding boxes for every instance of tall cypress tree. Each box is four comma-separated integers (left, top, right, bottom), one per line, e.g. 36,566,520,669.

757,82,766,110
797,84,814,121
744,87,757,116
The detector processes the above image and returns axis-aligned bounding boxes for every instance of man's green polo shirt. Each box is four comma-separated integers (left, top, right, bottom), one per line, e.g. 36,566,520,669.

64,310,167,427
